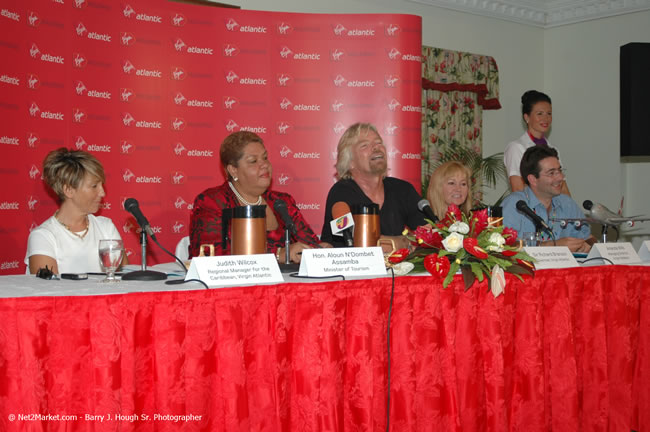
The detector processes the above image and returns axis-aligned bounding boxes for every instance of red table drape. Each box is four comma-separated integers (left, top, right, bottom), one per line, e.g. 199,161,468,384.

1,266,648,431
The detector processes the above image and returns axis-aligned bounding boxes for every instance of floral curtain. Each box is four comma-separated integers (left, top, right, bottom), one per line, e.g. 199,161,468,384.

421,46,501,204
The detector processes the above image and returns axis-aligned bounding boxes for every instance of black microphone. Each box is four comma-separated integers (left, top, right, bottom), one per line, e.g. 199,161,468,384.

583,200,593,211
124,198,154,238
273,199,297,235
417,199,439,223
515,200,552,234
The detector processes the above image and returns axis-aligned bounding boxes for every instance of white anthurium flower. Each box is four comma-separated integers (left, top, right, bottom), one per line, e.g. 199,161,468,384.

491,265,506,298
442,232,464,253
448,221,470,234
486,232,506,252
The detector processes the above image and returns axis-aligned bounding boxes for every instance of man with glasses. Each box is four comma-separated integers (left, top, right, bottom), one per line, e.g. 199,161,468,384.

502,146,594,252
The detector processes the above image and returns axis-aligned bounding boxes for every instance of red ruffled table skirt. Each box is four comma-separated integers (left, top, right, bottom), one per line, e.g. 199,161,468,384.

1,266,648,431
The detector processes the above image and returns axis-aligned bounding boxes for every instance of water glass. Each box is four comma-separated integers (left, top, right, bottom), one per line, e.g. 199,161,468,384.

98,239,124,282
521,232,539,247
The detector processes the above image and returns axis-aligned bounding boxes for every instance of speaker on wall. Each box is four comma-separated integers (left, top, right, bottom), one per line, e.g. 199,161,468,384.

620,42,650,157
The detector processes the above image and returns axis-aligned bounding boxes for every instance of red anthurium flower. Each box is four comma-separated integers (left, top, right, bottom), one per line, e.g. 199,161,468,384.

500,249,518,257
463,237,488,259
517,258,535,271
502,227,518,246
472,208,488,235
388,248,410,264
424,253,450,278
414,225,443,248
441,204,462,225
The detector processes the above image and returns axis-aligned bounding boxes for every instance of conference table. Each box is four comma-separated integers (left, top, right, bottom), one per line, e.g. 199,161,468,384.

0,265,648,431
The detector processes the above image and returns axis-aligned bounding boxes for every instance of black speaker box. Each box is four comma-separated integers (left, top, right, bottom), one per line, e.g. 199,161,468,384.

620,43,650,157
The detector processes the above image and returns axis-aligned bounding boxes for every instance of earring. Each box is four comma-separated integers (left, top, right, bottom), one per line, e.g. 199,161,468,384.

233,177,238,182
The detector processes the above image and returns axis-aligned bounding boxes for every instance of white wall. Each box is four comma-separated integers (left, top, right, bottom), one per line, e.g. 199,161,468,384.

213,0,650,246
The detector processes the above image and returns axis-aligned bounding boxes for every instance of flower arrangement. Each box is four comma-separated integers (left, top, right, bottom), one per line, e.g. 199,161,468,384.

389,205,535,297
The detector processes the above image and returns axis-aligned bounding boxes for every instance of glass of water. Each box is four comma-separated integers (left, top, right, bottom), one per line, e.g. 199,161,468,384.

98,239,124,282
521,232,539,247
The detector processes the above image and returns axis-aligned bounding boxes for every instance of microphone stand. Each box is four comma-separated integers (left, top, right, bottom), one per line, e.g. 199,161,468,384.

279,224,300,273
122,230,167,281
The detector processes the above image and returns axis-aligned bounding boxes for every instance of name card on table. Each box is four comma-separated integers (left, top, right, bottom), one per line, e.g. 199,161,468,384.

298,247,386,277
185,254,283,287
638,241,650,262
583,242,640,266
524,246,579,269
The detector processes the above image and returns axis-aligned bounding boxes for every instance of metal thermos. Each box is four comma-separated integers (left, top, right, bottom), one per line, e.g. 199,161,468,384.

230,205,266,255
351,203,380,247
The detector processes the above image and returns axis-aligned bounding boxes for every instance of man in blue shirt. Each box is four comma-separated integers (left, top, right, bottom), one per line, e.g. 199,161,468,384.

502,146,594,252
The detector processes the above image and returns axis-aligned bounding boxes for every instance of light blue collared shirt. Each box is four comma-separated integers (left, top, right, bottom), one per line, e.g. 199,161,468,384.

502,186,590,241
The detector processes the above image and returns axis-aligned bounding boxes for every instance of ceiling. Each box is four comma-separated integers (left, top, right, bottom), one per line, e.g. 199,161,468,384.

406,0,650,28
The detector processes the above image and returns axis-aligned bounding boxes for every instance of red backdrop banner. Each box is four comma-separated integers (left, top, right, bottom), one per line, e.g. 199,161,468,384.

0,0,423,273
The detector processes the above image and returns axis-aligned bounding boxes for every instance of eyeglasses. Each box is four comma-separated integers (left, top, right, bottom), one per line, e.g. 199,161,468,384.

540,168,566,178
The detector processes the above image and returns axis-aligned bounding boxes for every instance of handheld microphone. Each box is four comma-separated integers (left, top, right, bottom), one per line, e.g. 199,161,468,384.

417,199,439,223
515,200,552,234
273,199,297,235
124,198,154,238
583,200,593,211
331,201,355,247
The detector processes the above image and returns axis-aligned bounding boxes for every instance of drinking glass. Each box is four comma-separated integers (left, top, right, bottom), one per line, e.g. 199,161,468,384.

521,232,539,247
98,239,124,282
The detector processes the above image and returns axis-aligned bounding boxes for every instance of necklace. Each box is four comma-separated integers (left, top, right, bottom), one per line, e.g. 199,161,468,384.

228,181,262,206
55,210,89,240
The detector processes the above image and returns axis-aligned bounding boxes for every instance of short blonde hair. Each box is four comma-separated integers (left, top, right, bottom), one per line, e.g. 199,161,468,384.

335,122,382,180
43,148,105,201
426,161,472,219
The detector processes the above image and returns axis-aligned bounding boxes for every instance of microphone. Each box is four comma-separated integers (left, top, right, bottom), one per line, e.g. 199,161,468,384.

273,199,297,235
417,199,439,223
515,200,552,234
124,198,154,238
330,201,355,247
583,200,593,211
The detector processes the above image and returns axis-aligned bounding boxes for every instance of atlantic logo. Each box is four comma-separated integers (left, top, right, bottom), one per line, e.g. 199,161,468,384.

171,171,185,185
27,196,39,211
122,169,162,184
174,196,193,210
225,18,267,33
385,75,400,88
0,261,20,270
172,142,213,157
121,140,134,154
387,48,401,60
74,136,87,149
120,32,135,46
27,132,39,147
277,73,292,87
384,123,399,136
333,74,374,88
388,99,401,112
0,136,19,145
171,13,186,27
29,43,64,65
174,38,213,55
27,11,40,27
29,164,41,180
73,53,87,68
120,88,134,102
387,48,421,61
331,100,344,112
387,148,400,159
333,122,346,135
123,4,162,23
402,153,421,160
225,70,266,85
73,0,88,9
1,8,20,22
172,221,185,234
72,108,86,123
277,173,291,186
75,136,110,152
172,92,214,108
277,22,292,35
29,102,64,120
122,112,162,129
171,118,186,131
75,81,111,99
331,49,344,61
75,22,112,42
223,96,238,109
279,146,320,159
276,122,292,135
171,67,185,81
225,120,266,134
223,44,239,57
1,74,20,86
297,203,321,211
0,201,20,210
123,60,162,78
385,24,401,36
333,24,375,36
26,73,39,89
279,98,320,111
279,46,320,60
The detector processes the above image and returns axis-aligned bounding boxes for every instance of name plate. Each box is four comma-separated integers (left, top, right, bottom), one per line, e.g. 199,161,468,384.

638,241,650,262
524,246,579,269
185,254,283,287
584,242,640,265
298,246,386,277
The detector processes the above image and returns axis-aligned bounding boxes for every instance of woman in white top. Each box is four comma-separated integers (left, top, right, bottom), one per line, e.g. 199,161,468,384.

504,90,570,195
25,148,126,274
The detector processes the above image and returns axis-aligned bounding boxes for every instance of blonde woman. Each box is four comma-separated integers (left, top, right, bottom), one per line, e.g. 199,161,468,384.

427,161,472,220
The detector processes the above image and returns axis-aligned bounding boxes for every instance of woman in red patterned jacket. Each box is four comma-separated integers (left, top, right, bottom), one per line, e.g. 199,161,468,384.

189,131,329,262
